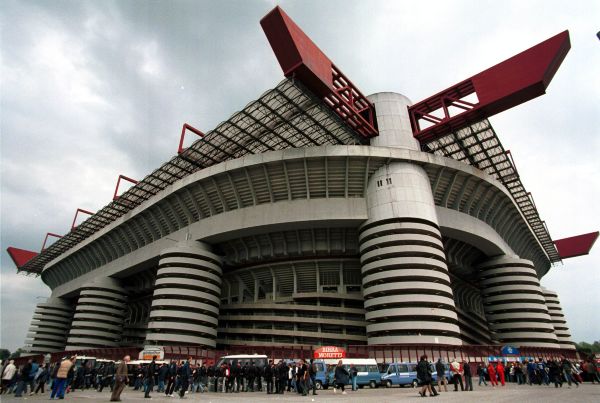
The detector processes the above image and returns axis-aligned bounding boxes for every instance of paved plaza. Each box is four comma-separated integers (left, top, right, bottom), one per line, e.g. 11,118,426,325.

2,383,599,403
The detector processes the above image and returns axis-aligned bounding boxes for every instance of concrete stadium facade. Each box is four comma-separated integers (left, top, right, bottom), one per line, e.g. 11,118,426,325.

22,88,576,355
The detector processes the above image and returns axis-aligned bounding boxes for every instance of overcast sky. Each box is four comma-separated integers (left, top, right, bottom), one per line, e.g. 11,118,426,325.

1,0,598,352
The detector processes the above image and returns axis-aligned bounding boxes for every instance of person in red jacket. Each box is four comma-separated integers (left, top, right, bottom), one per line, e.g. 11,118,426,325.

487,362,498,387
496,361,506,386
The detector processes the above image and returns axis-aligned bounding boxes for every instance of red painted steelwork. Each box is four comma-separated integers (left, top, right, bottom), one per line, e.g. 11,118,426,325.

261,6,377,138
177,123,205,154
71,208,95,230
554,231,599,259
41,232,62,251
6,247,39,268
410,30,571,143
112,174,139,201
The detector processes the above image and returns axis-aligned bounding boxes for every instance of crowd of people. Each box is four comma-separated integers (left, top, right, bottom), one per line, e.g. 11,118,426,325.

128,356,353,398
413,354,599,397
1,354,598,400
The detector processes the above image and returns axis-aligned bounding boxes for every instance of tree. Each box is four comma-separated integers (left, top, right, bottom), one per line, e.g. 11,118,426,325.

575,340,600,356
9,348,24,359
0,349,10,360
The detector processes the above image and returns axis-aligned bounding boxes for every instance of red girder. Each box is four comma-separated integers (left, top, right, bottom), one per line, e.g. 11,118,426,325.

261,6,377,138
410,30,571,143
6,247,39,268
112,174,139,201
177,123,205,154
41,232,62,251
71,208,95,230
554,231,599,259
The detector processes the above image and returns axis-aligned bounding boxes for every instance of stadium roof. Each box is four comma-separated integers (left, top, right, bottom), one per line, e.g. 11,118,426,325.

15,79,365,274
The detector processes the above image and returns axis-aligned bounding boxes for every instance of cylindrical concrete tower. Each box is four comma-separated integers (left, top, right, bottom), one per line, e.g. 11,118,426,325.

542,288,575,350
145,241,222,347
359,93,462,345
25,297,73,354
478,257,559,348
66,278,127,350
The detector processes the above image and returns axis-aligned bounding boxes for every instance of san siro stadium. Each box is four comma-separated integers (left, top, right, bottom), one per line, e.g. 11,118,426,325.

8,7,597,357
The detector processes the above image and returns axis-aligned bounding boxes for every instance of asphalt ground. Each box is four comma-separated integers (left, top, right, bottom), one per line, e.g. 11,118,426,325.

1,382,600,403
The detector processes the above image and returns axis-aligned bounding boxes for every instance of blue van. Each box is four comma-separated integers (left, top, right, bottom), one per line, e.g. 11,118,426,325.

381,362,418,388
313,359,381,389
311,360,329,389
381,362,451,388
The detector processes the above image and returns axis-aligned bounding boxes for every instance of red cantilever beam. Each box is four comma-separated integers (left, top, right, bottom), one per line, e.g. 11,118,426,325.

178,123,205,154
71,208,95,230
113,174,139,201
41,232,62,251
6,247,39,268
554,231,599,259
409,30,571,143
261,6,377,138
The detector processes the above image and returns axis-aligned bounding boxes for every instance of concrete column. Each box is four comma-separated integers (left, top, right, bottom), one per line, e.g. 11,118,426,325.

478,257,560,348
359,92,462,345
145,241,222,348
24,297,73,354
542,288,576,350
66,277,127,350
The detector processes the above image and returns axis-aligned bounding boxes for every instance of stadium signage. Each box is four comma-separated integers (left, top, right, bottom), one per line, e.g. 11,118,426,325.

140,346,164,360
501,345,520,356
314,346,346,359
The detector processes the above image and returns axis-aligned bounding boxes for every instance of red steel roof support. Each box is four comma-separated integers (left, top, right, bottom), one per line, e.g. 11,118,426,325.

409,30,571,143
41,232,62,251
261,6,378,138
177,123,205,154
71,208,95,230
113,174,139,201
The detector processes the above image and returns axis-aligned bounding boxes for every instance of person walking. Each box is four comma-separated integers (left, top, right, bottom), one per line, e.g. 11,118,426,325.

463,360,473,391
34,364,49,394
27,360,40,395
277,360,287,394
496,361,506,386
178,358,191,398
198,364,207,393
264,360,273,394
247,362,256,392
349,363,358,392
296,360,307,396
14,359,33,397
157,363,168,393
417,355,438,397
514,362,524,385
333,360,349,395
164,361,177,397
1,360,17,394
450,359,464,391
477,363,488,386
526,359,536,385
548,360,562,388
308,359,318,396
487,362,498,387
435,358,448,392
585,359,599,383
561,357,579,388
143,356,157,398
110,355,129,402
51,356,75,400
